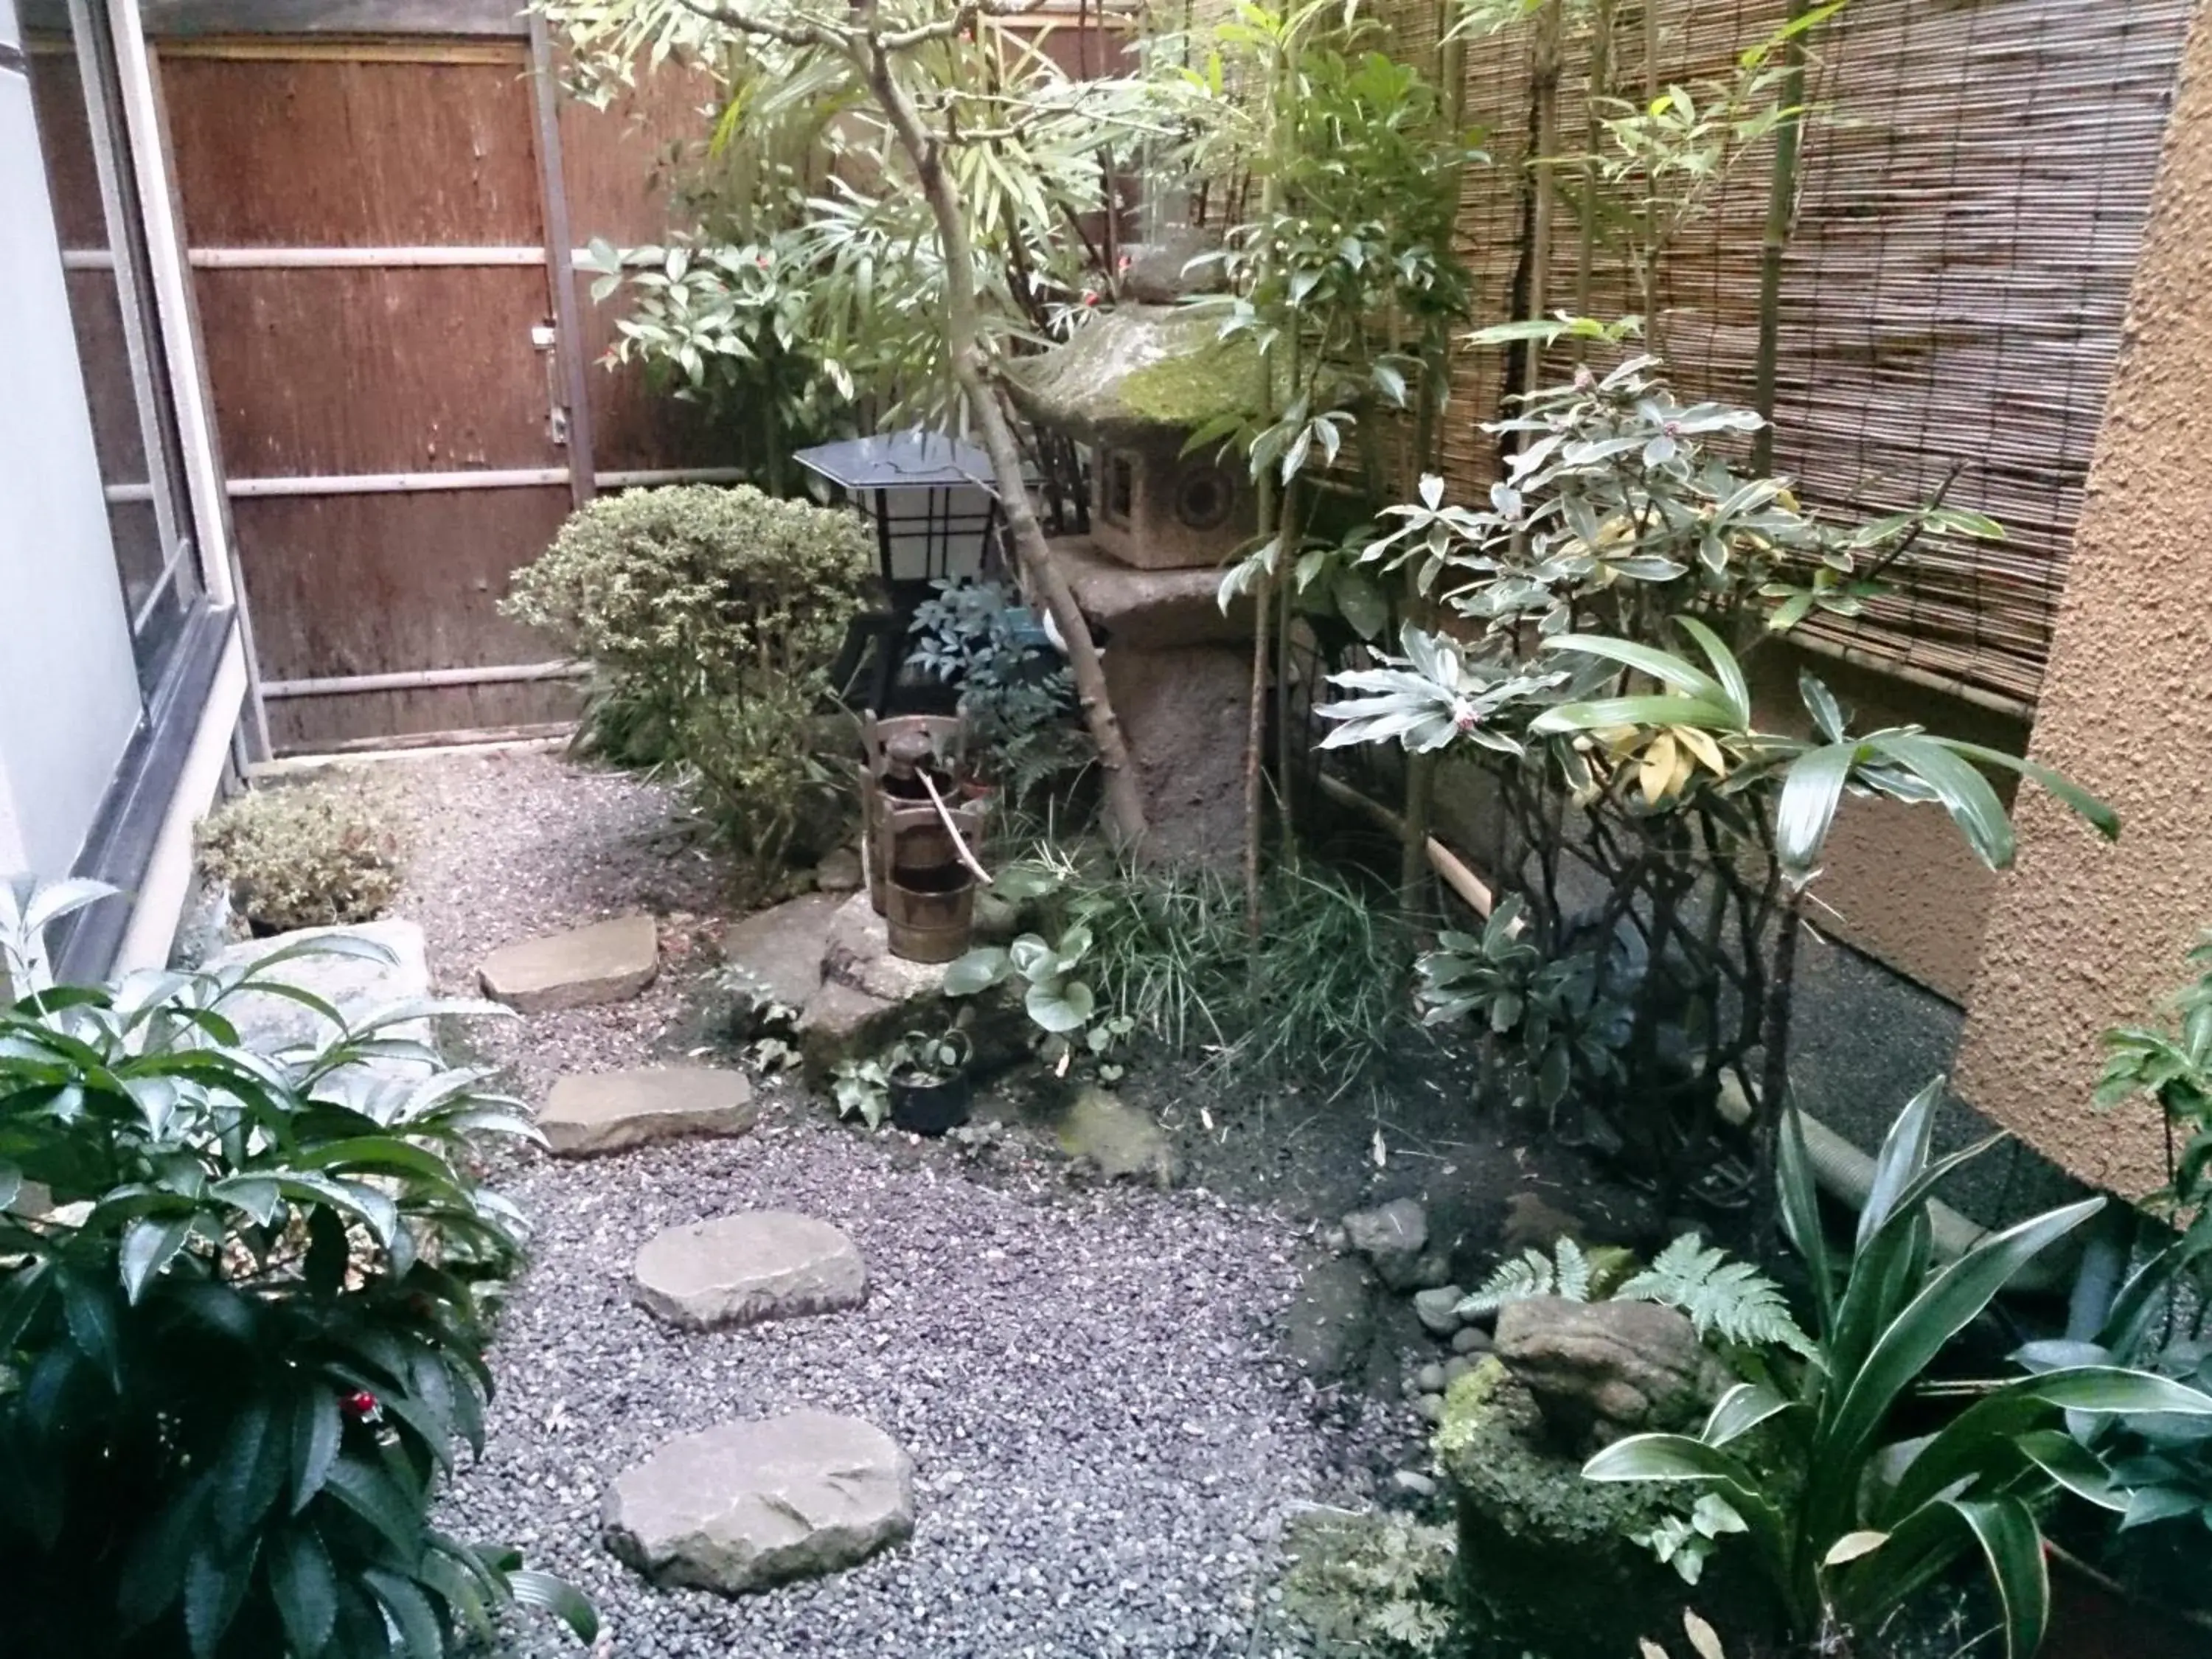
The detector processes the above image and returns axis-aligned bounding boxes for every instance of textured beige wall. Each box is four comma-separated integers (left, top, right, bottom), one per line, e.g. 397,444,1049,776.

1952,7,2212,1197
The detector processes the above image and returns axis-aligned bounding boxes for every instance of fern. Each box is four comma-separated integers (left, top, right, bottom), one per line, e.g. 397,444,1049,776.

1458,1237,1592,1319
1615,1234,1816,1357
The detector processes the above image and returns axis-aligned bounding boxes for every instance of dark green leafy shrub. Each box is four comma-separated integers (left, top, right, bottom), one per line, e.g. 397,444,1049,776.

195,781,404,935
503,482,875,764
504,484,875,888
0,879,594,1659
1583,1082,2212,1659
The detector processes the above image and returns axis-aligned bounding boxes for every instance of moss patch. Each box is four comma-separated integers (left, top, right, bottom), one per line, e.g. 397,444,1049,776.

1116,330,1267,428
1434,1364,1705,1659
1003,303,1263,439
1275,1511,1461,1657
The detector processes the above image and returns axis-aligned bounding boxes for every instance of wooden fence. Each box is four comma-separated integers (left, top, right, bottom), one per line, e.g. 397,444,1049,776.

138,1,1122,754
138,0,2188,744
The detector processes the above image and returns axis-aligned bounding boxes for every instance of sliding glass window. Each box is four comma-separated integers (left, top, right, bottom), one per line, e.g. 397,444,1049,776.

24,0,205,695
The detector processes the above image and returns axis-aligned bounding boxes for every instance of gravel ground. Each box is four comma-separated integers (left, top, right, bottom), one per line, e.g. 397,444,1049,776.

377,749,1395,1658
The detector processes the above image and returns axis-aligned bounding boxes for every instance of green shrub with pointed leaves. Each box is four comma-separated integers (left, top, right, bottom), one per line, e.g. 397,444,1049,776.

0,878,594,1659
1321,343,2117,1178
1582,1080,2212,1659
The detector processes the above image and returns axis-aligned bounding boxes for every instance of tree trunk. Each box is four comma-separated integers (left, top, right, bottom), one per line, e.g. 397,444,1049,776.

865,35,1152,851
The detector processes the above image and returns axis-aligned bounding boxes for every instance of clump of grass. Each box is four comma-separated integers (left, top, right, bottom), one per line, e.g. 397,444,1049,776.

1025,844,1414,1088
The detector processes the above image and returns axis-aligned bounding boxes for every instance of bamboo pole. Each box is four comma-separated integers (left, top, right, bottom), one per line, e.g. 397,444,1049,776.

1751,0,1812,474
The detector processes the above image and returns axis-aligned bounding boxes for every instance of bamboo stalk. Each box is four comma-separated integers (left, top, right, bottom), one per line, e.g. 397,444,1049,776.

1751,0,1812,473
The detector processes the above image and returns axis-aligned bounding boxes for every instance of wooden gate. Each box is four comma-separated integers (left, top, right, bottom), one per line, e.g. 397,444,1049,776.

147,4,1124,754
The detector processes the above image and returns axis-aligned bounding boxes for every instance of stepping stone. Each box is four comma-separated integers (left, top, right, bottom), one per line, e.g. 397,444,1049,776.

479,914,658,1012
633,1211,867,1331
539,1066,755,1158
604,1411,915,1594
206,920,434,1106
723,891,844,1011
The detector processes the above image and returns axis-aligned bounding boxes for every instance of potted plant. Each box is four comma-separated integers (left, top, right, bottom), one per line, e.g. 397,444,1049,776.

887,1026,974,1135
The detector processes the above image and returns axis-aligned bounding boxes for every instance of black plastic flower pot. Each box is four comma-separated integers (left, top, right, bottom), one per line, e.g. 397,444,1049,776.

888,1070,972,1136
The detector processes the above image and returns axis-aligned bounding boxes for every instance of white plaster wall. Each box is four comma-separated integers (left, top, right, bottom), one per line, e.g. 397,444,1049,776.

0,0,147,879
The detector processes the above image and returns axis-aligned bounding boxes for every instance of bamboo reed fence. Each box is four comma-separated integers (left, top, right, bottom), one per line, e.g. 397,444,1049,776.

1368,0,2192,714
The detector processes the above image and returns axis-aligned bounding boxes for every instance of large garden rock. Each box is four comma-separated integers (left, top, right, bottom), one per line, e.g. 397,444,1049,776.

1493,1297,1731,1448
604,1412,915,1594
479,914,658,1012
796,893,948,1077
1342,1197,1429,1290
539,1067,755,1158
632,1211,867,1332
723,892,844,1012
1434,1360,1741,1659
1281,1256,1379,1382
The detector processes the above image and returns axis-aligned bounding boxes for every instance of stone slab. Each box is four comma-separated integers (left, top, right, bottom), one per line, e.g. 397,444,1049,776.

604,1412,915,1595
1052,535,1255,650
723,891,844,1012
204,919,434,1106
1105,641,1250,867
479,914,658,1012
540,1067,756,1158
633,1211,868,1332
1056,1086,1180,1187
820,891,949,1004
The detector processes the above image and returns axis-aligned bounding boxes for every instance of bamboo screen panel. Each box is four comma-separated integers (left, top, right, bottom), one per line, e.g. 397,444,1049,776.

1371,0,2191,712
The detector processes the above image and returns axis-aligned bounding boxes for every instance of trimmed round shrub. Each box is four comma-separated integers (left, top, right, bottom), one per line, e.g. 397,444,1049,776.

503,484,876,734
505,485,877,892
196,778,403,934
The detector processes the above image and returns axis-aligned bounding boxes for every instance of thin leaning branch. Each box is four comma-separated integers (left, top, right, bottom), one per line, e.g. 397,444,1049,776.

668,0,840,48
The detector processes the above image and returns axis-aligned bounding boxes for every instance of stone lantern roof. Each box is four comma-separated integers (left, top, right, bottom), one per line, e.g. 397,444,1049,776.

1003,303,1265,445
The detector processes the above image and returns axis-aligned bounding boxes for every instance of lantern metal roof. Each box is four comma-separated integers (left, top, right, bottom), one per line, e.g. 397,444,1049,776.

792,429,997,493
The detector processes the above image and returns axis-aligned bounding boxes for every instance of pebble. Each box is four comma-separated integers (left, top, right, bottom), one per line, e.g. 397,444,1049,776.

1412,1285,1465,1337
1452,1325,1492,1354
1413,1362,1447,1394
1413,1393,1447,1425
393,751,1410,1658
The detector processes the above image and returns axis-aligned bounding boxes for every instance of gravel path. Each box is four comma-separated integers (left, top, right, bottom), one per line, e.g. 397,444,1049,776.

380,750,1384,1658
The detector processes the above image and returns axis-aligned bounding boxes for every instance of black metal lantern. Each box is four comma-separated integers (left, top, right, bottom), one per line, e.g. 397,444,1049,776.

794,430,1004,608
796,429,1020,712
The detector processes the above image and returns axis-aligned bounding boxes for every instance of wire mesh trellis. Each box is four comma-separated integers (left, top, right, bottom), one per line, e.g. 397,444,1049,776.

1367,0,2192,714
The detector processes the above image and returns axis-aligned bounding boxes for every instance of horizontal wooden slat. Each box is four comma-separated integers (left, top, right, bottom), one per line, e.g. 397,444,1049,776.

263,660,583,698
212,465,750,498
138,1,529,40
227,467,570,497
189,245,547,268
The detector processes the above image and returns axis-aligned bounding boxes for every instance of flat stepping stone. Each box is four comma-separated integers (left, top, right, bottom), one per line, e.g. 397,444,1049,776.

540,1066,755,1158
604,1411,915,1594
723,891,845,1011
207,920,432,1107
479,914,658,1012
633,1211,867,1331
